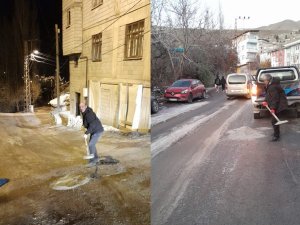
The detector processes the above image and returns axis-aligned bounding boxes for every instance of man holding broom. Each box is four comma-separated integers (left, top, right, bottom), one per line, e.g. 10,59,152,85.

261,74,288,142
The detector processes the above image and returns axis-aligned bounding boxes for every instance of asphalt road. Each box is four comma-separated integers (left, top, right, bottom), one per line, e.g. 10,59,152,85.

151,91,300,225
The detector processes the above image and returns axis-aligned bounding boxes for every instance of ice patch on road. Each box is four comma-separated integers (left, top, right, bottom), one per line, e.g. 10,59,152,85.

7,137,23,146
152,101,236,158
226,126,266,141
50,174,90,190
256,127,272,131
151,101,209,126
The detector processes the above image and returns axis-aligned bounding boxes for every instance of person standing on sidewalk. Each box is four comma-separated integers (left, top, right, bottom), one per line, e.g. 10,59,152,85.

220,75,226,92
261,74,288,142
80,102,104,166
214,75,221,93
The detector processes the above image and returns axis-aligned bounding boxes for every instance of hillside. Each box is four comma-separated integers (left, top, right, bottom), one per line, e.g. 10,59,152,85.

258,19,300,31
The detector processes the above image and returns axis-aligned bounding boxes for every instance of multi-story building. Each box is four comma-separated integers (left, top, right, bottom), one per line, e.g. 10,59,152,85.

284,39,300,68
62,0,150,132
233,30,259,74
270,49,285,67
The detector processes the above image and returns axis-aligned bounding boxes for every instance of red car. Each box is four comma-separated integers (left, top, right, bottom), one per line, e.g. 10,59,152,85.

164,79,206,103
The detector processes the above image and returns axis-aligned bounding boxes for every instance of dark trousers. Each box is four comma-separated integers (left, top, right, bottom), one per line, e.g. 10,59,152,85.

271,112,280,138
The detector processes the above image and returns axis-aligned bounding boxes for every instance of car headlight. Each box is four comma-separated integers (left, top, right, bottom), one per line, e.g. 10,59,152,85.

181,89,188,94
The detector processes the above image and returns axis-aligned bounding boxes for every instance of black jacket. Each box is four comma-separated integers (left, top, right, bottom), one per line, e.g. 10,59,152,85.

221,77,226,86
265,79,288,113
82,107,104,135
215,77,220,85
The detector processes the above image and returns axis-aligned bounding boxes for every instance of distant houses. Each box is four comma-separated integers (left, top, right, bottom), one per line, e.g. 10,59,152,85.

233,30,300,74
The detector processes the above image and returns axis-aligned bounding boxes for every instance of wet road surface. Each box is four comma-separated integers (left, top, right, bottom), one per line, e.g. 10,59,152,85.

152,91,300,225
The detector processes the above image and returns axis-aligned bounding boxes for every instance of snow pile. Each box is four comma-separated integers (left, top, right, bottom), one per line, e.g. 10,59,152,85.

49,93,70,108
67,115,83,129
50,109,62,125
103,125,120,132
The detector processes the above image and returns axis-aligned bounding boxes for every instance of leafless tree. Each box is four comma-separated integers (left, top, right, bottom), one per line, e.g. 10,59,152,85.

151,0,238,88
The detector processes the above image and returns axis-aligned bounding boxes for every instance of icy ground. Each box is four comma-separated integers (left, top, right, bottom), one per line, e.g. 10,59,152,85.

151,100,209,126
0,107,150,225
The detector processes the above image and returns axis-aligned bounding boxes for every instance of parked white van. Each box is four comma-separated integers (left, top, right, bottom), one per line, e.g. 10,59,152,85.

226,73,253,99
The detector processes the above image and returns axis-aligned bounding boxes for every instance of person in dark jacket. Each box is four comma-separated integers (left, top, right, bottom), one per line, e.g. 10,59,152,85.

262,74,288,142
80,103,104,166
214,75,221,93
220,76,226,92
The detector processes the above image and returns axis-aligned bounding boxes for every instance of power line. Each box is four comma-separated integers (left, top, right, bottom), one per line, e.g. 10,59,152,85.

72,0,148,50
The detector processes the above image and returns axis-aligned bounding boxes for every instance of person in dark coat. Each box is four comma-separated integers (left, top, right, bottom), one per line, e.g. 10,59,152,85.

262,74,288,142
80,102,104,166
220,76,226,92
214,75,221,93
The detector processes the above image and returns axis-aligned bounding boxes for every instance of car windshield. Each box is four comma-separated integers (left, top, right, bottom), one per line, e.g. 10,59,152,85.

259,70,296,82
228,75,246,84
171,80,191,87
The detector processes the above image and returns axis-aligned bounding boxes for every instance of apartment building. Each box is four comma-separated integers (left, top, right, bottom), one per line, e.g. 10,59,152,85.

284,39,300,68
233,30,259,74
62,0,150,132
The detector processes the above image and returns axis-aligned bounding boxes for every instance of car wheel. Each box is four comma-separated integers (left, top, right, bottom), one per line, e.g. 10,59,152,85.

188,94,193,103
254,113,261,119
202,90,207,99
151,100,159,114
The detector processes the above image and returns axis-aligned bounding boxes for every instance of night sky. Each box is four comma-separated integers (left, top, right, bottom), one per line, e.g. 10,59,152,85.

0,0,69,82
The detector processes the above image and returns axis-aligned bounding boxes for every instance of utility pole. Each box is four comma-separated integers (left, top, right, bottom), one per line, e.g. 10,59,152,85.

55,24,60,110
24,41,31,112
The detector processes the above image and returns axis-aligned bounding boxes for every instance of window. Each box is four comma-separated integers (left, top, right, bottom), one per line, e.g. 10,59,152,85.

171,80,191,87
124,20,145,59
66,9,71,27
228,75,246,84
92,0,103,9
92,33,102,61
259,70,296,82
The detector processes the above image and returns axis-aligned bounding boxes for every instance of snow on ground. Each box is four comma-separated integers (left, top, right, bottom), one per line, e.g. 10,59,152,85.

103,124,120,132
151,101,236,158
152,101,210,126
226,126,267,141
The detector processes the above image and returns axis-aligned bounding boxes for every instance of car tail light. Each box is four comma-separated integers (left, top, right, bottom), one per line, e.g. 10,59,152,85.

251,85,257,96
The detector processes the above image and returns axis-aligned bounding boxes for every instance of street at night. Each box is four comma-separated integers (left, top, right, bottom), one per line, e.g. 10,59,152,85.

152,91,300,225
0,108,150,225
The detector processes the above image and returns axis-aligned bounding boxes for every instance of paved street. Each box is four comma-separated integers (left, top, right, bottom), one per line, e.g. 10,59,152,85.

151,91,300,225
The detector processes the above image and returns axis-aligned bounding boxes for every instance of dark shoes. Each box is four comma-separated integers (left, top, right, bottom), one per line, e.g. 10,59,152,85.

270,136,280,142
86,158,100,168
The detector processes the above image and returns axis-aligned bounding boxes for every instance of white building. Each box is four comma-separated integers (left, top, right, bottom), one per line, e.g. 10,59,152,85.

233,30,259,73
284,39,300,67
233,30,259,65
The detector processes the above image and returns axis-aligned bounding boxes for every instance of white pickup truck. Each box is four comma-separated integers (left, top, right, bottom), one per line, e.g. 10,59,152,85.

252,66,300,119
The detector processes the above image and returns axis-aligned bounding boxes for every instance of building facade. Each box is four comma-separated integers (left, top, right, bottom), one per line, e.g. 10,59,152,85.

284,39,300,68
270,49,285,67
233,30,259,74
62,0,150,132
